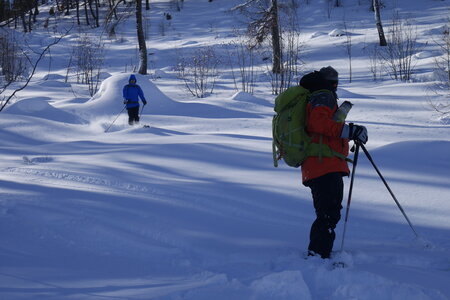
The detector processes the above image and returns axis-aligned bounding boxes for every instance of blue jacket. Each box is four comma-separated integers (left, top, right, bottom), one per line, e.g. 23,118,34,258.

123,75,147,109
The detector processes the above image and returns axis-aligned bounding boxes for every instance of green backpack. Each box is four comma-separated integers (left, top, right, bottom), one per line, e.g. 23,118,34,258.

272,86,345,168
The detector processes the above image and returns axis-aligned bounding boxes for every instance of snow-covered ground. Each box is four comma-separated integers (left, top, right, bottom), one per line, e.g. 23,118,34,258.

1,0,449,299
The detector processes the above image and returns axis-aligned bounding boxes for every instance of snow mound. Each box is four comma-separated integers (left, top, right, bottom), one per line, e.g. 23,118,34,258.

425,24,449,35
414,51,439,59
99,72,112,80
416,69,449,82
329,29,345,37
38,80,71,88
231,91,259,102
43,74,66,81
154,69,175,79
310,31,326,38
183,41,199,46
231,91,273,108
69,73,257,119
4,98,84,124
367,140,450,177
69,73,175,117
39,74,72,87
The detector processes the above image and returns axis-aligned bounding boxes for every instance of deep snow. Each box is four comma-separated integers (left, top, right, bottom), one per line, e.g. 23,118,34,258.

1,0,450,299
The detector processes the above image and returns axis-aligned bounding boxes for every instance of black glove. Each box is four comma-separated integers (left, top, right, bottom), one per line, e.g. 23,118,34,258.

341,123,368,144
123,99,129,104
143,100,147,105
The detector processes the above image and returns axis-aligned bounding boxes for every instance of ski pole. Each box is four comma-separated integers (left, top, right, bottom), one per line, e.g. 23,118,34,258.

104,105,126,133
360,143,419,238
340,141,361,252
139,104,145,118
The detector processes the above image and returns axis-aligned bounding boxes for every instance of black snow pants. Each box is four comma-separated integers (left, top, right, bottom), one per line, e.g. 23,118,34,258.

305,172,344,258
127,106,140,125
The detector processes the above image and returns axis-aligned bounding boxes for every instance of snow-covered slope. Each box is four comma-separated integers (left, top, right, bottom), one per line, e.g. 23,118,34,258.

0,0,449,299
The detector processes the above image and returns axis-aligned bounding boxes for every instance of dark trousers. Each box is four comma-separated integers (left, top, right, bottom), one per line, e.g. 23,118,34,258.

305,172,344,258
127,106,140,125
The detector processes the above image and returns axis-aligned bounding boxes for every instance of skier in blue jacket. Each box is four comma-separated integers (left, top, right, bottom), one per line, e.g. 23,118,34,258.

123,74,147,125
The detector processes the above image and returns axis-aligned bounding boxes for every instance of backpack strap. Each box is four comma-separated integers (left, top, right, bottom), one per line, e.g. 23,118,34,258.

306,89,352,163
306,141,349,162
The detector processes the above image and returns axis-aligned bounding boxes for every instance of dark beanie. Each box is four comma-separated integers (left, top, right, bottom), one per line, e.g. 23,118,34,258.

319,66,338,81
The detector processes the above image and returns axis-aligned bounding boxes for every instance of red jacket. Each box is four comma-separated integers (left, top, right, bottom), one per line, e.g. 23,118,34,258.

301,91,350,183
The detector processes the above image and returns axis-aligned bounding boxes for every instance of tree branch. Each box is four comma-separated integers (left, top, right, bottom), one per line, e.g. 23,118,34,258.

0,31,69,112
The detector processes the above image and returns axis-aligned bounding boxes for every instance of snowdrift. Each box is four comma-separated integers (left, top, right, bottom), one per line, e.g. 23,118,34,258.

4,97,84,124
367,140,450,178
68,73,258,120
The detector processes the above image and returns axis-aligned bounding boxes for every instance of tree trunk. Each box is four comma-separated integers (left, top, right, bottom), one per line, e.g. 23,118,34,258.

21,12,27,32
94,0,99,27
271,0,281,74
65,0,69,15
33,0,39,22
76,0,80,25
84,0,90,25
373,0,387,46
28,8,32,31
108,0,118,20
136,0,147,74
88,0,99,27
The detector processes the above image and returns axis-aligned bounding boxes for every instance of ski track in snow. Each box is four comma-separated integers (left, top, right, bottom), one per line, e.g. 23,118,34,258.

1,166,150,194
0,160,305,228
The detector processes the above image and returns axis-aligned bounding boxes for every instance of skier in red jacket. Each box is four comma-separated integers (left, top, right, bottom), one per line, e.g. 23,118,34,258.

300,66,368,258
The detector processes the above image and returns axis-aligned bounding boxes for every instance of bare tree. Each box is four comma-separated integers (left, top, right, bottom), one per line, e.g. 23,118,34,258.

379,13,419,82
434,21,450,90
88,0,100,27
268,0,303,94
373,0,387,46
84,0,90,26
176,47,219,98
342,18,353,83
136,0,148,74
429,20,450,117
368,44,382,81
226,33,257,94
0,29,26,84
73,33,104,96
171,0,183,11
232,0,282,74
105,0,133,39
6,0,37,32
75,0,81,25
325,0,334,19
270,0,281,74
1,32,67,112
